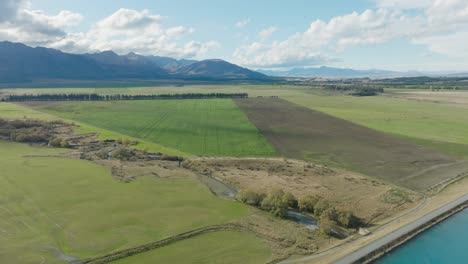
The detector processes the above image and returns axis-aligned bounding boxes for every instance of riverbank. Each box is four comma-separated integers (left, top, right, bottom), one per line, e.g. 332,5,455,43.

279,176,468,264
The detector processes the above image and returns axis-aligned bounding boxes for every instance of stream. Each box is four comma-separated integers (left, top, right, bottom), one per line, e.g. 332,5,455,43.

197,173,318,230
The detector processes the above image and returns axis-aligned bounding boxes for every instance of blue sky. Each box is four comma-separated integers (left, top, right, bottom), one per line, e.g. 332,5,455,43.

2,0,468,71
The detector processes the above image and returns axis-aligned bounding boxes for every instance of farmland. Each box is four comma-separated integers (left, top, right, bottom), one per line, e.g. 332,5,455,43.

285,92,468,159
1,85,468,263
114,231,272,264
235,97,467,190
0,102,188,156
40,99,276,157
0,141,256,263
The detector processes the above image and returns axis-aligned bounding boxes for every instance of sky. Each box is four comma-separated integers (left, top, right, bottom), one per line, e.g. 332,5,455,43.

1,0,468,72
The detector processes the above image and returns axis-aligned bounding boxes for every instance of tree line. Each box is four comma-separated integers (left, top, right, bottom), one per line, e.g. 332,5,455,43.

1,93,249,102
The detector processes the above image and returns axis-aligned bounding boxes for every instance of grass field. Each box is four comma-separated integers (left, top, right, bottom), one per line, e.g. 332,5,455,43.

0,141,259,263
114,231,272,264
41,99,276,157
285,93,468,159
0,102,188,156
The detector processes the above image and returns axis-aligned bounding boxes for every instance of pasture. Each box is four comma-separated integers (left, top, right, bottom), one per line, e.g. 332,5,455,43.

114,231,272,264
0,102,188,156
0,141,258,263
41,99,276,157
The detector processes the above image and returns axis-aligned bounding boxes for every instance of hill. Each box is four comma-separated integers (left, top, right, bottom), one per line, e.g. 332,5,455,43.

0,41,268,83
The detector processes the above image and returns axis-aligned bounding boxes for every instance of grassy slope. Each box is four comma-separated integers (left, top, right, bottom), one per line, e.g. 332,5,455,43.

43,99,276,157
285,94,468,159
0,141,256,263
114,231,272,264
0,103,188,156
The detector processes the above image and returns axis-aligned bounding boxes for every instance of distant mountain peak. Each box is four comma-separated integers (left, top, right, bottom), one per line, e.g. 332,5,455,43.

0,41,270,83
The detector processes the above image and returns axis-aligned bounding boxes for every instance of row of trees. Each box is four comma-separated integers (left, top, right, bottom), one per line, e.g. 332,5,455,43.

236,189,361,233
2,93,249,102
323,85,384,96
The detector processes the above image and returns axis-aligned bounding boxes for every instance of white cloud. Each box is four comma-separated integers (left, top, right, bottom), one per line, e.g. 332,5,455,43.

373,0,432,9
0,6,218,59
235,18,250,28
258,27,277,39
234,0,468,68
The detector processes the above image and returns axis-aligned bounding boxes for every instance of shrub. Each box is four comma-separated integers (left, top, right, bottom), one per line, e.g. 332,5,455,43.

49,138,63,147
283,192,298,209
260,189,289,218
298,195,319,213
60,139,71,148
112,147,133,160
314,200,329,217
336,211,361,228
236,190,265,206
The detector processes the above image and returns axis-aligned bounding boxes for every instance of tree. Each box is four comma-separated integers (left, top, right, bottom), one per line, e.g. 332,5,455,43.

236,190,265,206
260,189,290,218
298,195,319,213
283,192,298,209
336,211,360,228
314,200,329,217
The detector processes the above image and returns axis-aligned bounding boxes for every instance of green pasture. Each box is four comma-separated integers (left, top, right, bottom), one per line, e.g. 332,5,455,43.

114,231,272,264
0,102,187,156
43,99,276,157
0,141,254,263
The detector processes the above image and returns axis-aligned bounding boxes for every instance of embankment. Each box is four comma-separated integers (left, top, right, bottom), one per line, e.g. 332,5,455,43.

335,194,468,264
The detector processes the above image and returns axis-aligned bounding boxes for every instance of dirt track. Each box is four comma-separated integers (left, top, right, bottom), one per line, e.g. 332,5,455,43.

235,98,462,190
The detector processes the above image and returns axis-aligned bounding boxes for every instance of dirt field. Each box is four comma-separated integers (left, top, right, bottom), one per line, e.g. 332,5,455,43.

184,157,421,223
235,98,462,190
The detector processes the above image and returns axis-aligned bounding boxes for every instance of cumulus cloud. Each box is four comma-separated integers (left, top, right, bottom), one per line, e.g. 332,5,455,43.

234,0,468,68
258,27,277,39
0,6,218,59
235,18,250,28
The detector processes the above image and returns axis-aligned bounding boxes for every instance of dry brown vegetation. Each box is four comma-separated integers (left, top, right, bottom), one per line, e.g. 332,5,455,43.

184,157,421,224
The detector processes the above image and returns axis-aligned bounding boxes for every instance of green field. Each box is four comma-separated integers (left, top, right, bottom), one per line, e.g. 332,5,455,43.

285,94,468,158
42,99,276,157
0,141,262,263
114,231,272,264
0,102,189,156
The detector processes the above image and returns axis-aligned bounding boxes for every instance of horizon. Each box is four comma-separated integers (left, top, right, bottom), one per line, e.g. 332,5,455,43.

1,1,468,72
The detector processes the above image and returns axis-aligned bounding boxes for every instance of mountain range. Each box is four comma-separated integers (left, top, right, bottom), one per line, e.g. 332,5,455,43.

259,66,468,78
0,41,268,83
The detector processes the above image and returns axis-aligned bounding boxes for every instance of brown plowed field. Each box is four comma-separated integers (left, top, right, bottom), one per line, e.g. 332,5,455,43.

235,98,463,190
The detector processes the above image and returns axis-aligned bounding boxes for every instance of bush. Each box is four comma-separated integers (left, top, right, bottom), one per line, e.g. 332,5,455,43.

236,190,265,206
112,147,133,160
336,211,361,228
260,189,290,218
298,195,319,213
49,138,63,147
283,192,298,209
14,131,48,143
314,200,329,217
60,139,71,148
